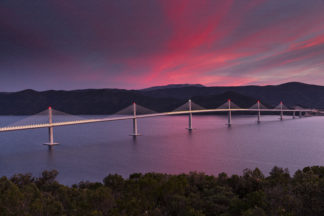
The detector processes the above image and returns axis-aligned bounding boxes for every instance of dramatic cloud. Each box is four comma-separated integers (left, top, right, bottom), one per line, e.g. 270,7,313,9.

1,0,324,91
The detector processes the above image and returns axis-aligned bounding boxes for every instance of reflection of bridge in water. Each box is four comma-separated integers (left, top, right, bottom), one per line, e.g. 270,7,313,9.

0,99,318,149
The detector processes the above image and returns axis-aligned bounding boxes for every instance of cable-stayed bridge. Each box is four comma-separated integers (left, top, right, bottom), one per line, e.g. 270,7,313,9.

0,99,318,149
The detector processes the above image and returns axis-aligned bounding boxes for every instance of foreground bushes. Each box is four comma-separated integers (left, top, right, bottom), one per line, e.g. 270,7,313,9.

1,166,324,215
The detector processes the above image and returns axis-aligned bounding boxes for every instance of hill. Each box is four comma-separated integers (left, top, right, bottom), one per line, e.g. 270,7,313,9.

192,91,259,109
0,82,323,115
0,90,256,115
0,89,182,115
140,84,204,92
142,82,324,108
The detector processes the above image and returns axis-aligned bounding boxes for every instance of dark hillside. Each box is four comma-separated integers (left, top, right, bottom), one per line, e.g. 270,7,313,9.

192,91,260,109
0,82,322,115
142,82,324,108
0,89,182,115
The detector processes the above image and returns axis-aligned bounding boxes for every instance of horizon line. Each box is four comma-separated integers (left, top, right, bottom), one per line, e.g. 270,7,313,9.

0,81,318,93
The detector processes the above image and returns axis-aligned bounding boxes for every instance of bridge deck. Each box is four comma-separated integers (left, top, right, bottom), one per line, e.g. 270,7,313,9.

0,108,316,132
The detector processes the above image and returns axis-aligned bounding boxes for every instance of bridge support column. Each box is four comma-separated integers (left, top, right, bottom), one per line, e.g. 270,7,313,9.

293,111,296,119
130,102,140,136
44,106,58,149
299,111,302,118
257,100,261,124
228,99,232,127
280,102,283,121
187,99,193,130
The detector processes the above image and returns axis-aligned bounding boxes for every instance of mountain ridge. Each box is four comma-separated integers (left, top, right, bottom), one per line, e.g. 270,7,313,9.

140,84,205,92
140,82,324,108
0,82,323,115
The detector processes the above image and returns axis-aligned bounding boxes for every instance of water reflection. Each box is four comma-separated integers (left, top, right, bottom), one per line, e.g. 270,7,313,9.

0,115,324,185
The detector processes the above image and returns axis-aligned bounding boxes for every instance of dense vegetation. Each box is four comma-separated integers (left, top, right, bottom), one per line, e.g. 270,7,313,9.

1,166,324,215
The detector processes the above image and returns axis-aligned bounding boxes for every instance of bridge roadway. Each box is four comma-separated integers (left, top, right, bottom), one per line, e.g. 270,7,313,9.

0,108,316,133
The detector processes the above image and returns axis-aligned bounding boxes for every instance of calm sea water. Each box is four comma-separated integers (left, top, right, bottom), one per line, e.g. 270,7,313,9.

0,114,323,185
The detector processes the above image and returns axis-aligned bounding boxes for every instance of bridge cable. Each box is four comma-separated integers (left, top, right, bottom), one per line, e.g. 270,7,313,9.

114,104,156,115
172,101,206,112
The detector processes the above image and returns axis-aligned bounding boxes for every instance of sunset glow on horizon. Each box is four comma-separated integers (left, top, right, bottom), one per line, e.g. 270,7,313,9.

1,0,324,91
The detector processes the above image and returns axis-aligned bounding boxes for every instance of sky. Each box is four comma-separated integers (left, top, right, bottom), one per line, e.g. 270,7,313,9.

1,0,324,91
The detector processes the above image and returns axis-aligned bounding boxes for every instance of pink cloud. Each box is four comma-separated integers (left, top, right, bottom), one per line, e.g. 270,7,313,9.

2,0,324,90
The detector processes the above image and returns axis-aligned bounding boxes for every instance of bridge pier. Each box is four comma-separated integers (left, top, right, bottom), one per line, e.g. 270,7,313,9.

43,107,59,149
130,102,140,137
299,111,302,118
280,102,283,121
257,100,261,123
228,99,232,127
187,99,193,131
293,111,296,119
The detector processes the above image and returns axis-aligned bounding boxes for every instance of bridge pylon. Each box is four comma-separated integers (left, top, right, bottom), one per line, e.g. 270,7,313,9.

250,100,267,123
227,99,232,127
186,99,193,131
257,100,261,123
130,102,140,137
43,106,59,149
280,101,283,121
